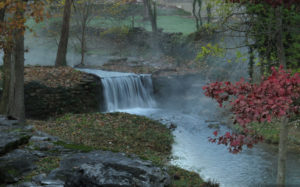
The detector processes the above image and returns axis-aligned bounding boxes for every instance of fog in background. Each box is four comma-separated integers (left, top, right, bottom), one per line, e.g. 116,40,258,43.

0,0,252,121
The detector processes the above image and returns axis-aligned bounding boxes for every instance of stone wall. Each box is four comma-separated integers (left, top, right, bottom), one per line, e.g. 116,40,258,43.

24,74,103,120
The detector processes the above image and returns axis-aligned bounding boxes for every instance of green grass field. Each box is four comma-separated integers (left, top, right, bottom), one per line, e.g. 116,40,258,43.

88,15,196,34
26,4,196,35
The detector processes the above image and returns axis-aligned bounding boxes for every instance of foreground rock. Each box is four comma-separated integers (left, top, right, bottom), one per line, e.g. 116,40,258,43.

50,151,170,187
0,116,170,187
0,116,35,184
0,117,31,156
0,149,37,183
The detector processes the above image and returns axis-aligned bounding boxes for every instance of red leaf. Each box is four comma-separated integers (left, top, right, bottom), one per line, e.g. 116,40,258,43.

213,131,218,136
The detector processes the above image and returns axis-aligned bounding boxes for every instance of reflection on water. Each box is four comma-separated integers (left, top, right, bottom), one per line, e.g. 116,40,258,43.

121,108,300,187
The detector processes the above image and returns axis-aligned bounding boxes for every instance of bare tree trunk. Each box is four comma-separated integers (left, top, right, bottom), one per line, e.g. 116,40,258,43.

143,0,158,55
0,7,5,21
0,2,25,123
0,6,9,115
55,0,72,67
144,0,157,33
1,4,25,123
265,17,273,74
206,3,212,24
80,24,86,66
0,49,11,115
193,0,199,30
9,29,25,123
277,117,289,186
193,0,202,31
275,6,288,186
142,0,149,20
275,6,286,69
131,15,135,28
197,0,202,27
248,46,254,82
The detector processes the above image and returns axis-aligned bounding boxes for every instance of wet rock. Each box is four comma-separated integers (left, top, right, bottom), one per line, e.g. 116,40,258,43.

53,151,170,187
168,123,177,131
32,173,47,183
30,141,54,151
40,179,64,186
0,149,37,183
31,150,47,158
16,181,41,187
0,116,18,127
30,136,50,142
34,131,59,142
0,118,171,186
0,117,32,156
24,125,35,131
208,123,220,130
0,131,31,155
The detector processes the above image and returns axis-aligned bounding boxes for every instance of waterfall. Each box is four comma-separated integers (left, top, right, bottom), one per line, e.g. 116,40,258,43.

78,69,156,112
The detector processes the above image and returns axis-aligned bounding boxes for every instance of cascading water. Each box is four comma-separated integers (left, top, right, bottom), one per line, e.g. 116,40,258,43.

78,69,156,112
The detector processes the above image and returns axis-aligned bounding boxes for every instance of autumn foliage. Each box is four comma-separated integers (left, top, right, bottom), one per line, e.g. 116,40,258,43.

0,0,45,50
203,66,300,153
227,0,300,7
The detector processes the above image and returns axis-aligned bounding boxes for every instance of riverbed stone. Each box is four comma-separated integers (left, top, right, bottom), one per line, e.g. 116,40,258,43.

30,136,51,142
31,150,47,158
34,131,59,142
0,116,18,127
0,149,37,183
30,141,55,151
0,131,31,155
208,123,220,130
40,179,65,186
32,173,47,183
13,182,41,187
0,119,32,156
52,151,170,187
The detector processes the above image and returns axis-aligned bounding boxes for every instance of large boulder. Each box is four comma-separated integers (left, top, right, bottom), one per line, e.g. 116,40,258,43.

51,151,170,187
0,131,31,156
0,116,32,156
0,149,37,183
0,117,35,184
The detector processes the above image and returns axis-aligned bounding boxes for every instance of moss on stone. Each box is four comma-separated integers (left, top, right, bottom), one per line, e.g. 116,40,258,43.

54,141,94,152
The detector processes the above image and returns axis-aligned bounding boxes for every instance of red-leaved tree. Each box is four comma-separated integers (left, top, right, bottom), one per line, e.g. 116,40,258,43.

227,0,299,7
203,66,300,185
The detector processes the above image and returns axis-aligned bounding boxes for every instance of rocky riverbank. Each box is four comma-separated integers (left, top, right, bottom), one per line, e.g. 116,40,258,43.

0,115,170,186
0,113,217,187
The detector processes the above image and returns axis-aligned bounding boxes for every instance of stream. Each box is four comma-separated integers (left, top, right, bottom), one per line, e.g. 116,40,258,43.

120,108,300,187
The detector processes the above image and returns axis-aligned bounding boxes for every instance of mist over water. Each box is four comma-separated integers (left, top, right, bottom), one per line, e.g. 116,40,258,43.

0,31,118,67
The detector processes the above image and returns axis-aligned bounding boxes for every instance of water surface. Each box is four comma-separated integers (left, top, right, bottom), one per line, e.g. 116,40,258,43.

122,108,300,187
